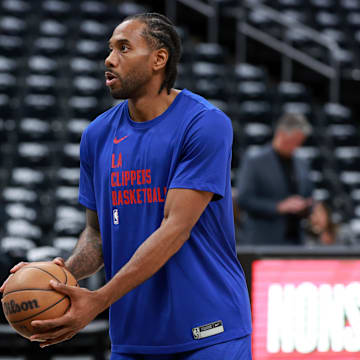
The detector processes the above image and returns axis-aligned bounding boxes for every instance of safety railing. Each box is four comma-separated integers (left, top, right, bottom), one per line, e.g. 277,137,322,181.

234,0,341,103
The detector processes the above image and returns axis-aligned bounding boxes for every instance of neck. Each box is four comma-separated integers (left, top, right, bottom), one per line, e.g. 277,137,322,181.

127,87,180,122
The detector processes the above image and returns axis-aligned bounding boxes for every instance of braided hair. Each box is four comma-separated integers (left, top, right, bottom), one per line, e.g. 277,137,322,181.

123,13,182,94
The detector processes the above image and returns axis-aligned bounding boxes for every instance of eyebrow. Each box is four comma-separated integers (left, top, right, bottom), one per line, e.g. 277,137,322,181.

108,38,131,47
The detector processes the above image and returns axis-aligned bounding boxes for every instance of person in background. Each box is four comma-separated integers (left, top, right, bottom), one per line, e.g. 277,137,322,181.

308,201,337,245
306,201,355,245
236,113,313,245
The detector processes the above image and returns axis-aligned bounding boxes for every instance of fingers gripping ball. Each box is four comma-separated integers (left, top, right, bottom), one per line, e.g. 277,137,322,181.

1,262,78,339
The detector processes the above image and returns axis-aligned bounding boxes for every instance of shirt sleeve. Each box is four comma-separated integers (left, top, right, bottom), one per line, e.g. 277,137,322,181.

169,109,233,200
78,128,97,210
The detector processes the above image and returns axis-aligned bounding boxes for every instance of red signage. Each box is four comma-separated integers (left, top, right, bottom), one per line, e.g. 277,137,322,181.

252,260,360,359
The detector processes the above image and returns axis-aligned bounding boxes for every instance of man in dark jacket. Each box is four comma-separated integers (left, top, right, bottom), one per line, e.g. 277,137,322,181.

236,113,313,245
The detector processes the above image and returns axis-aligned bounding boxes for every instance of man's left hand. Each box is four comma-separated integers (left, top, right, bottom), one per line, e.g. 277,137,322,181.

30,280,105,348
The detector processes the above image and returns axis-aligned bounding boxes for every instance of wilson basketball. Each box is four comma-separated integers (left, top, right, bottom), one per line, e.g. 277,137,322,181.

1,262,77,339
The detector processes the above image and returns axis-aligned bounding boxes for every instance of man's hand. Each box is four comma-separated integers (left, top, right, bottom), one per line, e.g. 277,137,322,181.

0,257,66,293
30,281,105,348
277,195,312,215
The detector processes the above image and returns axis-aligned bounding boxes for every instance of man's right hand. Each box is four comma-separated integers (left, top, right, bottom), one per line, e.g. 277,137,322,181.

277,195,312,215
0,257,66,293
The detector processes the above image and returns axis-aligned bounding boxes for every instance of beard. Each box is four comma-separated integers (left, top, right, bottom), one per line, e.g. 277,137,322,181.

108,67,151,100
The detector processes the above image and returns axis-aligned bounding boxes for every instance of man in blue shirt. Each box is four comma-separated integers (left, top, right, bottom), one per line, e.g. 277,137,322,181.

1,13,252,359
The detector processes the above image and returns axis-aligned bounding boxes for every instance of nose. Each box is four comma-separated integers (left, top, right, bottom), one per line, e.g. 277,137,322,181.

105,50,117,69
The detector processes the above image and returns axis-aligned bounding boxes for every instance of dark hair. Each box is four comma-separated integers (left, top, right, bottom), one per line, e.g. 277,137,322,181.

123,12,182,94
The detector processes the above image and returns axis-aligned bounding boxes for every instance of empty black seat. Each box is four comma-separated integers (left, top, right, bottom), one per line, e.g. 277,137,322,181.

70,57,100,75
310,0,335,10
61,143,80,167
327,124,359,146
234,63,267,82
72,75,103,96
11,168,46,189
1,0,31,16
4,203,38,223
42,0,73,18
340,171,360,192
243,123,272,146
277,82,309,103
315,11,341,28
16,142,52,167
2,187,38,204
335,147,360,172
79,20,110,39
69,96,99,117
237,101,272,123
27,246,62,262
5,219,42,242
25,74,57,94
24,93,57,116
236,81,268,101
28,55,59,75
34,37,66,56
0,73,16,95
281,102,312,117
323,103,352,124
0,15,27,36
193,43,226,64
39,19,68,37
0,34,24,57
80,1,111,19
342,0,360,11
18,118,54,142
75,39,106,60
0,94,12,117
296,146,323,170
54,205,85,237
193,78,226,100
55,186,79,206
57,167,80,186
0,56,17,73
66,119,90,142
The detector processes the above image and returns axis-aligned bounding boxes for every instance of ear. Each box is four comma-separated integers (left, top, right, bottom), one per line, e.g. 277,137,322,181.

153,48,169,71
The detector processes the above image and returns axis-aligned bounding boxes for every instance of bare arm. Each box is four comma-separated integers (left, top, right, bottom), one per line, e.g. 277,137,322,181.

95,188,213,312
65,208,103,281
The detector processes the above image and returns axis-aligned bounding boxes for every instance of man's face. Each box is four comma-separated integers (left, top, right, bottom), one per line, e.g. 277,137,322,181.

105,20,153,99
278,130,306,156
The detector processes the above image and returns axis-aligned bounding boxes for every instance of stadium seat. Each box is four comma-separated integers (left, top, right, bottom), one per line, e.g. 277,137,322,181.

28,55,59,75
16,142,53,167
61,143,81,167
243,123,273,146
57,167,80,187
39,19,68,37
0,15,27,36
42,0,73,18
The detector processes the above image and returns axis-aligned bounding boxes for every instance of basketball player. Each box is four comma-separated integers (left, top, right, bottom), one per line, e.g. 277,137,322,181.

1,13,252,359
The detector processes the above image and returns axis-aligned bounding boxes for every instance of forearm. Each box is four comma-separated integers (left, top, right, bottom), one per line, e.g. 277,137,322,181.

95,218,189,312
65,227,104,281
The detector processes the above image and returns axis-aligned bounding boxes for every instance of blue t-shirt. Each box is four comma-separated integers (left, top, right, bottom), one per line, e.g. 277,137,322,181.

78,89,252,354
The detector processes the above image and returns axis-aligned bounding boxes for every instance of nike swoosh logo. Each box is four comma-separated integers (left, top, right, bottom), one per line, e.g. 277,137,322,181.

113,135,129,144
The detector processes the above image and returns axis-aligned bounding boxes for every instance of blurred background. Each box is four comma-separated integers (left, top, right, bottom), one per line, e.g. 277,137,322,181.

0,0,360,359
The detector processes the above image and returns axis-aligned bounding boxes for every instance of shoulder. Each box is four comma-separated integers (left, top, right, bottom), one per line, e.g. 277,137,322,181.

180,89,232,136
84,101,126,139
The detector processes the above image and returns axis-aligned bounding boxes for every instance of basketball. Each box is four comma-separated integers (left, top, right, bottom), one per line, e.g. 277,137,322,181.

1,262,78,339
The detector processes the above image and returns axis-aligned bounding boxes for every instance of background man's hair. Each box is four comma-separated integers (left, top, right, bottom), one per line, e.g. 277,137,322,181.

123,12,182,94
275,113,312,136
